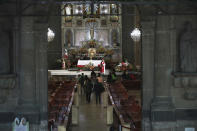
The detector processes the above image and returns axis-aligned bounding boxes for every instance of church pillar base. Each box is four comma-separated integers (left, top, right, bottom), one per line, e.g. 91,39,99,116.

151,97,175,122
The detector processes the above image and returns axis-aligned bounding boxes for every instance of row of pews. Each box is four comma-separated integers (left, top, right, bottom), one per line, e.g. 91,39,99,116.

122,80,141,90
106,81,141,131
48,79,76,131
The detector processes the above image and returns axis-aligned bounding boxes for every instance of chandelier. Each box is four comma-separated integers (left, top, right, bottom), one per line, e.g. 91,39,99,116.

130,28,141,42
130,6,141,42
47,28,55,42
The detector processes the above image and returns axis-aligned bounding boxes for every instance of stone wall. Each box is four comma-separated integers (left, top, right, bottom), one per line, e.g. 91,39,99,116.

122,5,134,63
0,1,197,131
0,2,48,131
47,5,62,69
141,3,197,131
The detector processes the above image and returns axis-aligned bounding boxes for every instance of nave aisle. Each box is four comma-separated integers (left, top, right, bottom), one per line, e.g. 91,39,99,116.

70,94,110,131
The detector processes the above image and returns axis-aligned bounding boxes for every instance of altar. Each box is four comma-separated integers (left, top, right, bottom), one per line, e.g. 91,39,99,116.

77,60,102,67
61,17,122,70
48,70,110,76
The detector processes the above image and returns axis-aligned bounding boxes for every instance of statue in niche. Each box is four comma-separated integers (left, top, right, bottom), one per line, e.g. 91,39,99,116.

111,30,119,47
0,22,10,74
180,22,197,72
65,30,72,47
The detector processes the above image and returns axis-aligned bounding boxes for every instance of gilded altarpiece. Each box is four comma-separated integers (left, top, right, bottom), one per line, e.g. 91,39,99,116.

61,4,122,62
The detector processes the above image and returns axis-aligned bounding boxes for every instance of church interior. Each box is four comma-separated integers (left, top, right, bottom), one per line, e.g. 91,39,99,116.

0,0,197,131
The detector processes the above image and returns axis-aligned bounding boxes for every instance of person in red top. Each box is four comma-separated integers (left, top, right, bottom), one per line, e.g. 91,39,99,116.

100,59,106,74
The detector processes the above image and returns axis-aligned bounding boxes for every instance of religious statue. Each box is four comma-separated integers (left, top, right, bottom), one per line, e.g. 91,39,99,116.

112,30,118,47
65,30,72,47
180,22,197,72
90,28,94,40
12,117,29,131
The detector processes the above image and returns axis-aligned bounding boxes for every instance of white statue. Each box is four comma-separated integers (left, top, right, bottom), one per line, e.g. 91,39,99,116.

12,117,29,131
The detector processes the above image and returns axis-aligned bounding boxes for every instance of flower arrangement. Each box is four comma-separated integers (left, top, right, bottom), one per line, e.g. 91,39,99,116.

105,49,114,56
97,46,105,53
110,16,119,22
86,18,96,23
84,62,95,70
69,49,77,55
79,47,88,54
88,39,97,47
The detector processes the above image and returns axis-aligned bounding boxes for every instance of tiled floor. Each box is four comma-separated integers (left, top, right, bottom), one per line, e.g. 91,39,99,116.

70,93,110,131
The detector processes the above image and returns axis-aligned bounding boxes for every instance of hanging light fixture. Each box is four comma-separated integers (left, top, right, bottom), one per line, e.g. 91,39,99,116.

130,6,141,42
130,28,141,42
47,28,55,42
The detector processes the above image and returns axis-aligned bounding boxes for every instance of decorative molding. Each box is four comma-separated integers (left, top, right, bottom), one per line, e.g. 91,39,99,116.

0,74,16,89
172,72,197,100
0,74,16,104
151,97,175,121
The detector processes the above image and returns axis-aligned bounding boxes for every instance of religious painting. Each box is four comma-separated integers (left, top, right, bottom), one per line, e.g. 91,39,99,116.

110,4,119,14
74,4,83,15
94,4,100,16
100,4,110,14
179,21,197,72
64,4,73,22
83,4,91,18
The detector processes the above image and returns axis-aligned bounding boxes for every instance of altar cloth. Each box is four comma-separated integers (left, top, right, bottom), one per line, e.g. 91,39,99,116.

48,70,110,76
77,60,102,67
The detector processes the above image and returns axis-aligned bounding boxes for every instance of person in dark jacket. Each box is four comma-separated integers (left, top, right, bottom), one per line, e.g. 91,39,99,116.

94,79,103,104
91,70,96,78
79,73,85,95
85,78,92,103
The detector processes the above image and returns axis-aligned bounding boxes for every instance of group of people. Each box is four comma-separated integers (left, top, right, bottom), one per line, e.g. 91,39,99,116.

78,72,105,104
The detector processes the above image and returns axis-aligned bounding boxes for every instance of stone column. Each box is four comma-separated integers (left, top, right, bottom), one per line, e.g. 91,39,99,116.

15,16,42,130
141,20,156,131
18,16,36,106
34,23,48,130
151,14,175,125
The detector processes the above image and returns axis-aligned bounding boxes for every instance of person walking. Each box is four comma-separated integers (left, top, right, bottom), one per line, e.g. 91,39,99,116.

85,78,92,103
97,73,103,83
94,79,103,104
79,73,85,95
